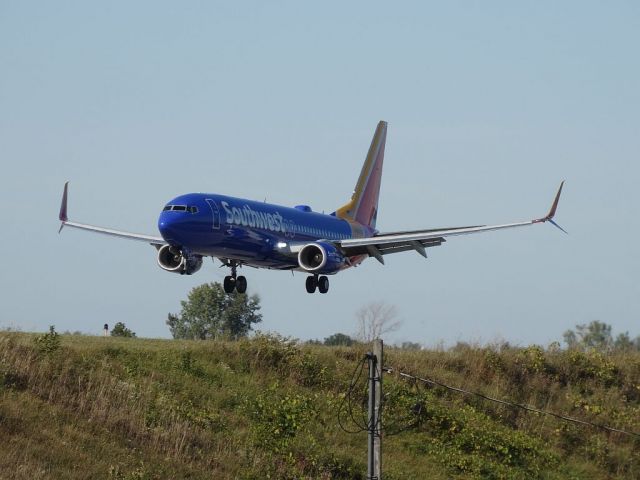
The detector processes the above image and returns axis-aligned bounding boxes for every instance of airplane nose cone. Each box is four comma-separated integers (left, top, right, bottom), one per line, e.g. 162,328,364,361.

158,211,182,243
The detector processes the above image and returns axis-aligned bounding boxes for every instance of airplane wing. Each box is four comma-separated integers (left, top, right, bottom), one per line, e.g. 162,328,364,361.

336,182,565,264
58,182,166,247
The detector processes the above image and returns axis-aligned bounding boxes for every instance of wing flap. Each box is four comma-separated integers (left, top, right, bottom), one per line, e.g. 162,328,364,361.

340,237,445,257
338,182,565,261
338,221,533,250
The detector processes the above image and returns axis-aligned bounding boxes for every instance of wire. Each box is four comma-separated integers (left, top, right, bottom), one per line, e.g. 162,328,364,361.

384,367,640,439
338,354,418,436
351,355,370,431
380,373,424,436
339,354,417,436
337,354,370,434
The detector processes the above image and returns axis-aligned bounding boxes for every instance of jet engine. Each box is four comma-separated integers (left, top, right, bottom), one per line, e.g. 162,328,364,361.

297,242,346,274
157,245,203,275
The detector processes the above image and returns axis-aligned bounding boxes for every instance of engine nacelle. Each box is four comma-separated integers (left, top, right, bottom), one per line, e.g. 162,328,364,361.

297,242,346,274
157,245,203,275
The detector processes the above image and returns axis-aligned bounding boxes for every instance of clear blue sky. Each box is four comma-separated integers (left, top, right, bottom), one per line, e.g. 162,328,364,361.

1,1,638,346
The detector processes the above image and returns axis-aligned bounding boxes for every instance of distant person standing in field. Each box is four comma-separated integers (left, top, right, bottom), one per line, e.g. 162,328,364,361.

103,324,108,337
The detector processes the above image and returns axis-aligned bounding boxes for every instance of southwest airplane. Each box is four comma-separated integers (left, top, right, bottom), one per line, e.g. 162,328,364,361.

58,121,565,294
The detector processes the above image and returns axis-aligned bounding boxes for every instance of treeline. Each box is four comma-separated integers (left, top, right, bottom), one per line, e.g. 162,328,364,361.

306,333,421,350
563,320,640,352
307,320,640,353
63,282,640,354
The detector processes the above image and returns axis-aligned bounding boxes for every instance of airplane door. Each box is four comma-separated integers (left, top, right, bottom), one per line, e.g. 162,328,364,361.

205,199,221,230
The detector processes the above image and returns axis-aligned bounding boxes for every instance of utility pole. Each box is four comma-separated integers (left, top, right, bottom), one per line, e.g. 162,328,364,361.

367,339,383,480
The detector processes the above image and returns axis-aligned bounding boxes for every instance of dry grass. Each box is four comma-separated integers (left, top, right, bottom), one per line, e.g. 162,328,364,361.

1,331,639,479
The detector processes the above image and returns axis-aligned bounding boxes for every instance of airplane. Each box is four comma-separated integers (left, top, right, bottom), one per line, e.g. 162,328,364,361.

58,121,565,294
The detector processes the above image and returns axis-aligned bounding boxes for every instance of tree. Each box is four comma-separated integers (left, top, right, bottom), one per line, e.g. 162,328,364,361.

614,332,637,352
167,282,262,340
111,322,136,338
354,302,402,343
563,321,640,352
400,341,422,350
563,320,613,351
33,325,61,353
323,333,354,346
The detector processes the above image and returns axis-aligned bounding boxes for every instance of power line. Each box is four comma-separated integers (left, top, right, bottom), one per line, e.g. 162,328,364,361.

337,354,370,434
384,367,640,439
338,354,388,431
375,360,420,437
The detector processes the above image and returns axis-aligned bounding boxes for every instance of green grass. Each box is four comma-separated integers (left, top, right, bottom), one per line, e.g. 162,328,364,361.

1,332,639,479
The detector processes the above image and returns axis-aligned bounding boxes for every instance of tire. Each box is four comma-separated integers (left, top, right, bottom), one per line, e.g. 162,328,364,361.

236,276,248,294
318,275,329,294
223,276,236,294
305,276,317,294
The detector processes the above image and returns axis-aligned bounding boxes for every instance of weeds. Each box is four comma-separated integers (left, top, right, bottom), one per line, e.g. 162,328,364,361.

32,325,60,354
0,332,638,479
245,383,317,454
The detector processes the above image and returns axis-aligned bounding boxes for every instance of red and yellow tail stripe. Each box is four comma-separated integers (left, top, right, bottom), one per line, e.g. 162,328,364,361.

336,121,387,232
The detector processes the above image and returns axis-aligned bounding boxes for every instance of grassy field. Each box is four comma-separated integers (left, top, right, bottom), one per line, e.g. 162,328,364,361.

1,331,639,479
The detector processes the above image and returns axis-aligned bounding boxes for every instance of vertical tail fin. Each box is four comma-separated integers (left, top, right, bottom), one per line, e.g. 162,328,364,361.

335,121,387,230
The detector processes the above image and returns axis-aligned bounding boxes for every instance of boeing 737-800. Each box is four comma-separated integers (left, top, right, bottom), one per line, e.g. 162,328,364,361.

58,121,565,294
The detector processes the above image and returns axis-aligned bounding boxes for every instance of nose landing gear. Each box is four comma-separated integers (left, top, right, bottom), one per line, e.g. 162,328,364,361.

223,261,248,294
305,274,329,294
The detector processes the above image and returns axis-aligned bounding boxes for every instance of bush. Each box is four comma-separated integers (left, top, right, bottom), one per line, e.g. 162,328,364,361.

291,352,328,387
239,333,299,373
111,322,136,338
517,345,547,375
324,333,355,346
33,325,61,354
245,383,317,454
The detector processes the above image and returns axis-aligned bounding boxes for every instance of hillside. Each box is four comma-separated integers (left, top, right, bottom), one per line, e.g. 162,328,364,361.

1,331,639,479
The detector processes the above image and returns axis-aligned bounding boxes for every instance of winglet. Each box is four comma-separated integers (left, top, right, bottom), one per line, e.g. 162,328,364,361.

534,181,567,233
545,181,564,221
58,182,69,233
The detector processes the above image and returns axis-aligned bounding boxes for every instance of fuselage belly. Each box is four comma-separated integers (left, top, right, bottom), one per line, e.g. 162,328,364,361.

158,193,364,270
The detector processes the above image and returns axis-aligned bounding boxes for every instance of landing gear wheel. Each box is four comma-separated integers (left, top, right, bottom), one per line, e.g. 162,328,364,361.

235,276,247,294
318,275,329,294
223,276,236,294
305,276,317,294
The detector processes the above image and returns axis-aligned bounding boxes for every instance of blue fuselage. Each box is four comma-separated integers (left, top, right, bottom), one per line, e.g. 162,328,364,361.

158,193,365,269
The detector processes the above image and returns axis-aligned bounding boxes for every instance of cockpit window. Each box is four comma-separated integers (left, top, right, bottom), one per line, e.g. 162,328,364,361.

163,205,198,213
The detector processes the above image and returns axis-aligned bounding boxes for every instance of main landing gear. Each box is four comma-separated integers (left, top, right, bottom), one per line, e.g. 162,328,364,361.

305,274,329,294
223,261,247,294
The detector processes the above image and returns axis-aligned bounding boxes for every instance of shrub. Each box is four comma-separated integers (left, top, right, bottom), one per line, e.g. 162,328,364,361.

177,350,205,377
245,383,317,454
111,322,136,338
566,350,618,385
33,325,61,354
291,352,328,387
517,345,547,375
239,333,299,373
